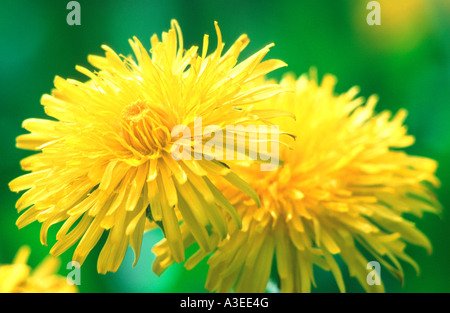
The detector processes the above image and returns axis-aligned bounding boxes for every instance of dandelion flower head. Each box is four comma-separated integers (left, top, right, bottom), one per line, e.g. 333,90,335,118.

0,246,77,293
154,72,441,293
9,20,288,274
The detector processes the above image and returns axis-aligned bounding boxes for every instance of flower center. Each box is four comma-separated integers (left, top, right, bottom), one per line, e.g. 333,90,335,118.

121,100,173,156
122,101,148,123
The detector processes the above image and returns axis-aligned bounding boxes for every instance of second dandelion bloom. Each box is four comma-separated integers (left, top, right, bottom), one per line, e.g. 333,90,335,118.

155,72,441,292
8,20,288,274
0,246,77,293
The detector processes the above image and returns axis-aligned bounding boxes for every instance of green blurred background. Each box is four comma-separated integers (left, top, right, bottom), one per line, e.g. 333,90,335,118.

0,0,449,293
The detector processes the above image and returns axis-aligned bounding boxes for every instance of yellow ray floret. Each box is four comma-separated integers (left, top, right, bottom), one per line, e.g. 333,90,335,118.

152,72,441,292
9,20,289,274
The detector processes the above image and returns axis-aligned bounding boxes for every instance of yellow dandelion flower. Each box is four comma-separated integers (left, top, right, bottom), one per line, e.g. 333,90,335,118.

8,20,288,274
0,246,77,293
153,72,441,292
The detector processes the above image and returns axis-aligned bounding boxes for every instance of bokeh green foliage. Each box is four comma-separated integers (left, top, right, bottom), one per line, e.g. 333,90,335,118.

0,0,449,292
